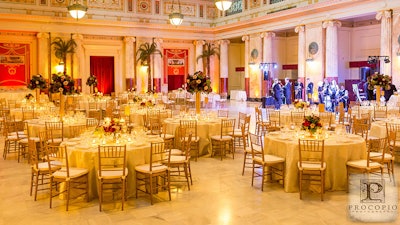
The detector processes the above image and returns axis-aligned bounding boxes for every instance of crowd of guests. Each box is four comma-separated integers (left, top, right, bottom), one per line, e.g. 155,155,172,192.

271,77,349,112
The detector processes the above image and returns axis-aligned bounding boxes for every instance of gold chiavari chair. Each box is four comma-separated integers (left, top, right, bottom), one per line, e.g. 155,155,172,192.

97,145,128,211
211,118,235,160
298,139,326,201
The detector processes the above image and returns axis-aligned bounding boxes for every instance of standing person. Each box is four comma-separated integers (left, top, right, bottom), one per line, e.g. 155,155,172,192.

272,78,283,109
283,77,292,105
294,78,304,100
338,85,349,111
318,81,324,104
306,77,314,103
384,83,397,102
329,80,339,112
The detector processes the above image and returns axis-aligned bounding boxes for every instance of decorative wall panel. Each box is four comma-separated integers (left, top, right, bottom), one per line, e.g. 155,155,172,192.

137,0,151,14
88,0,123,11
164,1,196,17
0,43,30,86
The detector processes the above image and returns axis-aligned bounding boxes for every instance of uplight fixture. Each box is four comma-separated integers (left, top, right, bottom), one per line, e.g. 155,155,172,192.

215,0,232,11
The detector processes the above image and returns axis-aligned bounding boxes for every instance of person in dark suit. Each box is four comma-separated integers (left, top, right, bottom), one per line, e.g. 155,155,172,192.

306,77,313,103
294,78,304,99
364,77,375,100
283,77,292,105
384,83,397,102
272,78,283,109
338,85,349,111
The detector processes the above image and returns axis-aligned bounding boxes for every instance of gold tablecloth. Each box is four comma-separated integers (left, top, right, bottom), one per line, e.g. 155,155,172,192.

61,133,163,199
163,117,221,156
264,131,367,192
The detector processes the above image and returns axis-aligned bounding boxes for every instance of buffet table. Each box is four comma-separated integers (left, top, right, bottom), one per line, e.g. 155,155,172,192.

230,90,247,101
264,131,367,192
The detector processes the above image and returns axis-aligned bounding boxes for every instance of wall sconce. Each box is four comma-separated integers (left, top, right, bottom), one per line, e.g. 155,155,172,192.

367,56,390,64
259,62,277,71
56,61,65,73
249,62,257,70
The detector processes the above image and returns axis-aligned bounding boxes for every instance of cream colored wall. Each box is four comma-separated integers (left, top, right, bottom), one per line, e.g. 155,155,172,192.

248,34,262,98
305,22,324,85
392,9,400,86
338,27,351,83
228,43,245,91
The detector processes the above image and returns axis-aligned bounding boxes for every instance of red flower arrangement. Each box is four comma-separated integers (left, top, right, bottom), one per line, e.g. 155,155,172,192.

301,115,322,134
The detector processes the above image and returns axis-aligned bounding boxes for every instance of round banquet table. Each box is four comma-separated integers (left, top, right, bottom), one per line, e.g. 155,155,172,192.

370,118,400,138
26,118,87,138
163,116,221,156
264,131,367,192
61,133,163,200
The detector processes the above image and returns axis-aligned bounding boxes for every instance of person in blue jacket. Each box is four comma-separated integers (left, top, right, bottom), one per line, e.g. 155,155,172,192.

272,78,283,109
283,77,292,105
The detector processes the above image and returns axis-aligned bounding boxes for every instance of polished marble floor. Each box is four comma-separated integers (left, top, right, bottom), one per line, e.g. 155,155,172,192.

0,100,399,225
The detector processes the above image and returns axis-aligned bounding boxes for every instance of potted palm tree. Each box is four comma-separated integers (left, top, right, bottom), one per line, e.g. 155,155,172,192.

136,40,162,92
51,37,77,75
196,42,220,77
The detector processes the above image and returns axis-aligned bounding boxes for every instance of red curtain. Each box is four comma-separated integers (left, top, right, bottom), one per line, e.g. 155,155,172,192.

164,49,188,90
168,75,184,90
90,56,114,94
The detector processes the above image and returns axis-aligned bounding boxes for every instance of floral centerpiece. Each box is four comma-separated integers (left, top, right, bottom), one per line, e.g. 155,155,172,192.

367,72,391,90
97,117,122,135
301,115,322,135
132,95,142,103
293,99,310,109
86,74,98,87
186,71,212,94
25,93,34,101
140,99,155,107
49,73,78,95
27,74,47,90
93,92,103,98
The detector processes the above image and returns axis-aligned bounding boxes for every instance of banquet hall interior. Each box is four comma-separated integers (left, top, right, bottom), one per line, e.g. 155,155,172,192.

1,0,400,224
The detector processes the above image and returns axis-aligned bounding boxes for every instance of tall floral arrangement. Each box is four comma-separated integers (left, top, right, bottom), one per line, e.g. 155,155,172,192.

27,74,47,90
86,74,98,87
186,71,212,94
301,115,322,134
368,73,391,90
49,73,77,95
293,99,310,109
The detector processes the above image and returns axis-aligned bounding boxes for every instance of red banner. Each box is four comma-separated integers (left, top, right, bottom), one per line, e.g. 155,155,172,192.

163,49,188,84
0,43,30,86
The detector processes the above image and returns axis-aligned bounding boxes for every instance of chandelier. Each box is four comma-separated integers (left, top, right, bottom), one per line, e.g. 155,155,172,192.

215,0,232,11
67,0,88,20
169,0,184,26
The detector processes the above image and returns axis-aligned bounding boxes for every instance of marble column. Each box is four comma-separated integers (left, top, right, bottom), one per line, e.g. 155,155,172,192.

242,35,250,97
72,34,84,92
36,32,50,80
322,20,341,82
261,32,275,97
219,39,230,94
153,38,163,93
376,10,392,75
194,40,205,72
295,25,306,79
124,36,136,91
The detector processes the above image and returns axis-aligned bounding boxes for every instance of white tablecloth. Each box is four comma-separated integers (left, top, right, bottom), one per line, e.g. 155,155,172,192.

230,90,247,101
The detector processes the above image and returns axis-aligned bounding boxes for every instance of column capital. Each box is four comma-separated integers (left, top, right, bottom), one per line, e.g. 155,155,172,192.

322,20,342,28
154,38,163,45
123,36,136,43
242,35,250,42
217,40,230,45
36,32,49,39
72,33,84,40
294,25,305,33
260,32,275,38
193,40,205,46
376,10,392,20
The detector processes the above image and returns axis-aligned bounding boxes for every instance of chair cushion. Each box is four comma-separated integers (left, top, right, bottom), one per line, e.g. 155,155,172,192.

163,134,175,140
170,149,183,155
53,167,88,179
298,161,326,170
210,135,233,141
346,159,382,169
183,136,200,142
98,168,128,179
37,162,61,171
254,154,285,164
135,163,168,174
169,155,187,163
370,152,394,160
